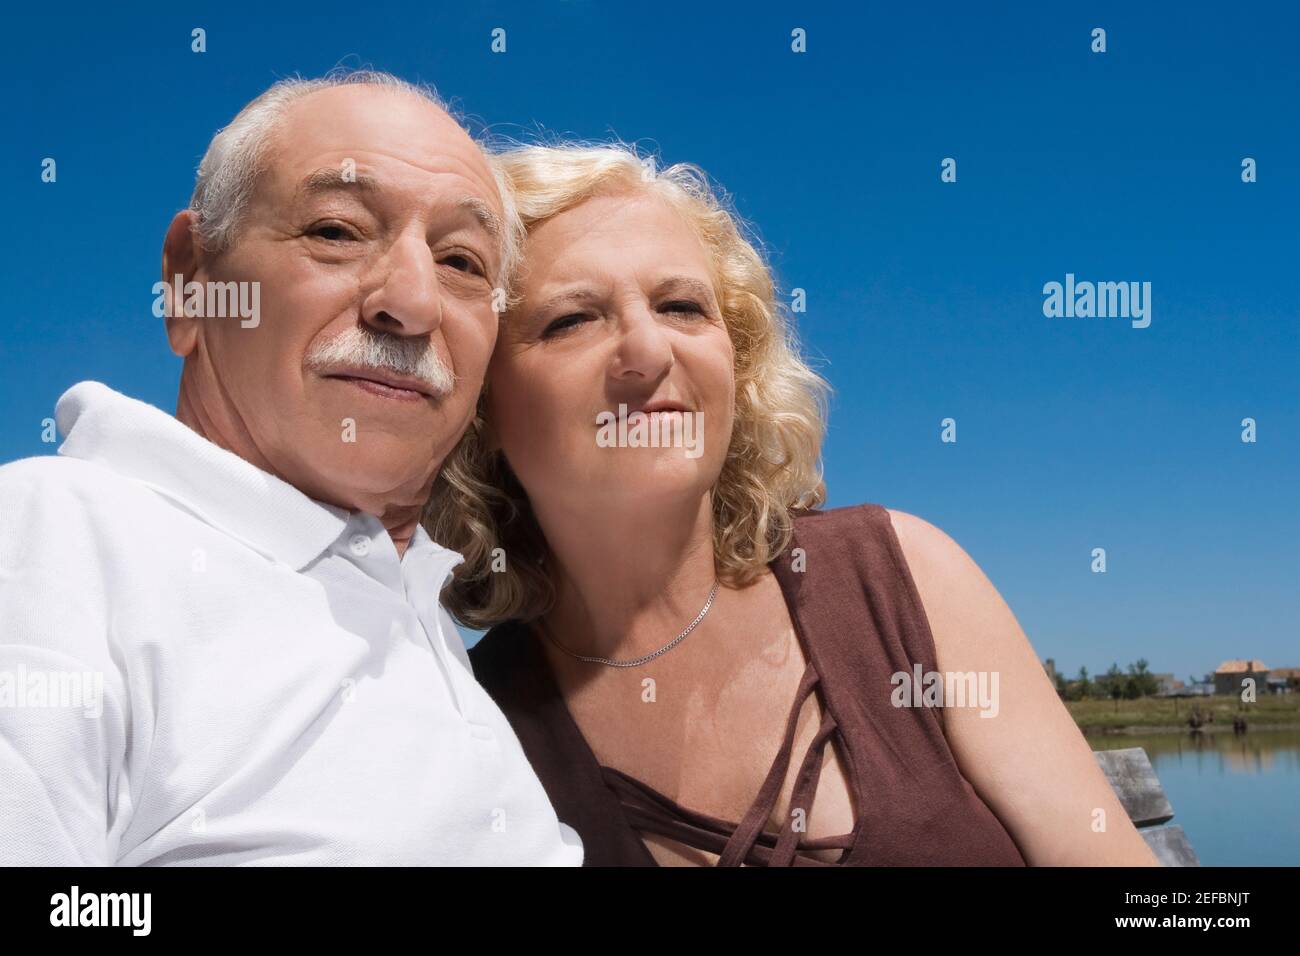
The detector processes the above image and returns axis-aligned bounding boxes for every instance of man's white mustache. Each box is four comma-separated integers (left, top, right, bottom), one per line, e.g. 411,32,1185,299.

305,327,456,398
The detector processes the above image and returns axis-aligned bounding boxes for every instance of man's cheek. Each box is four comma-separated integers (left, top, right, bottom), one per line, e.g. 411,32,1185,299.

448,330,494,385
467,300,502,349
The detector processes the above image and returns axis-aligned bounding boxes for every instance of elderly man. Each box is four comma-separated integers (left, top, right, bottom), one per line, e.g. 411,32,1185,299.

0,71,582,865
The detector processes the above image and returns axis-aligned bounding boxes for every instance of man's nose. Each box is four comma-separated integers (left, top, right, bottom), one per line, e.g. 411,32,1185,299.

360,233,443,337
609,304,675,383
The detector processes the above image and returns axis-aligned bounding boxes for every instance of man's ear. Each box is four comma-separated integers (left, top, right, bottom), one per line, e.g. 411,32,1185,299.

161,210,206,358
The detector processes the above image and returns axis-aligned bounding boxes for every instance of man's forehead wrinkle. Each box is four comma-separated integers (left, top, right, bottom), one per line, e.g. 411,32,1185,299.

268,85,501,201
284,135,499,192
274,152,502,223
280,147,504,222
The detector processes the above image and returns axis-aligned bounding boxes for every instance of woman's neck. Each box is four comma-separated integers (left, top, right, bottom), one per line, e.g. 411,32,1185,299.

533,492,720,662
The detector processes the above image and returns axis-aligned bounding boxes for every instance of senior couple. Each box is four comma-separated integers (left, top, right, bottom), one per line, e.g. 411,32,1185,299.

0,70,1159,866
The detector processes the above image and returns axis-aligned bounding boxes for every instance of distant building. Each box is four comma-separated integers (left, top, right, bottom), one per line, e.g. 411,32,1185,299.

1043,658,1057,685
1166,679,1212,697
1151,674,1183,696
1266,666,1299,695
1214,659,1270,697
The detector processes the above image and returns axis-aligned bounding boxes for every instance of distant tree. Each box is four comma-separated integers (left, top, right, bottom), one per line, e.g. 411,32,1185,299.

1126,659,1160,698
1122,674,1140,700
1075,666,1092,700
1103,663,1125,711
1094,662,1115,696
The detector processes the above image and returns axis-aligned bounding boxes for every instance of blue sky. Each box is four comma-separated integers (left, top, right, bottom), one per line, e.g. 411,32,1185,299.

3,1,1296,680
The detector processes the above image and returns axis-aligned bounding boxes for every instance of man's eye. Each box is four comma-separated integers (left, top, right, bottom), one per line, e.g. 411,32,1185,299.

441,253,484,276
542,314,589,337
309,222,358,242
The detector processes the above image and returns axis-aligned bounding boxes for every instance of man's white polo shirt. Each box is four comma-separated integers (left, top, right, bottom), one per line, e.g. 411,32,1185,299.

0,382,583,866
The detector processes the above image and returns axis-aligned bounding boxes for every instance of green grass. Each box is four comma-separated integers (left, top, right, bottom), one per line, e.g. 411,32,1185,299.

1064,693,1300,733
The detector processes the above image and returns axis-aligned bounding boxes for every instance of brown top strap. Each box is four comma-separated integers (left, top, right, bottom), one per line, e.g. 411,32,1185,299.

717,661,822,866
598,657,853,867
768,704,839,865
601,659,853,866
603,766,856,866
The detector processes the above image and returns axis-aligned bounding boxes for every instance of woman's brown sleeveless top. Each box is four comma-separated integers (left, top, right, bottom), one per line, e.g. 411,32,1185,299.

468,503,1028,866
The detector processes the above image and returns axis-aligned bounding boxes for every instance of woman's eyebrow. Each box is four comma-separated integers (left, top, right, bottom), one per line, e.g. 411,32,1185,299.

531,287,602,315
652,276,717,304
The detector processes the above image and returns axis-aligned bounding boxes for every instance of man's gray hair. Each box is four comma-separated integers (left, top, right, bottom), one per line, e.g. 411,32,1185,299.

189,68,522,286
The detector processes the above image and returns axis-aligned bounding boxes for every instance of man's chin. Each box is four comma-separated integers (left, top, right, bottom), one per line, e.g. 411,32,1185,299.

307,453,441,509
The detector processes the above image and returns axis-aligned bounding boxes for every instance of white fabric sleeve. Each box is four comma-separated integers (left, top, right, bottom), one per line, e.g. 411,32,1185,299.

0,645,126,865
0,461,129,865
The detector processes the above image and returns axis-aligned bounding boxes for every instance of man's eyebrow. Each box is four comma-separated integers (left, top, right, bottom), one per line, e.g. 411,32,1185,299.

457,196,502,240
297,167,381,196
296,169,500,240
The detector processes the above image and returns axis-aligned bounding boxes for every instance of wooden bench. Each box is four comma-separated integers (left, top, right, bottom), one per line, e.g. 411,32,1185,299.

1094,747,1199,866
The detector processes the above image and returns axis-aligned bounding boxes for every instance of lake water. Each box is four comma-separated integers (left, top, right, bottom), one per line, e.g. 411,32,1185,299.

1092,729,1300,866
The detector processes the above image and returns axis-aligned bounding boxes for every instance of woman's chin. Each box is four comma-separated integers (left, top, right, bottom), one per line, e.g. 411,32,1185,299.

583,452,719,500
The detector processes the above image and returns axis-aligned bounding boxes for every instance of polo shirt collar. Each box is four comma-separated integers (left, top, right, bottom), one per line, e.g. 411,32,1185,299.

55,381,350,570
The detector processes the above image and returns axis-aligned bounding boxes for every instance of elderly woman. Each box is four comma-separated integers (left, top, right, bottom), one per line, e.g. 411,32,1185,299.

425,144,1160,867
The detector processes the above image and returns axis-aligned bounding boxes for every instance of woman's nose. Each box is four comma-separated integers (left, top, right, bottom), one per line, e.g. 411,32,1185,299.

609,305,674,382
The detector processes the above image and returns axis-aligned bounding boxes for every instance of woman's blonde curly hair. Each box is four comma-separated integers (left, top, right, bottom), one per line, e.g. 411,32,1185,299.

424,142,830,629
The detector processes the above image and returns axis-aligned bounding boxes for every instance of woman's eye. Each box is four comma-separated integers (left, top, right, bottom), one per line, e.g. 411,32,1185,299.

441,254,483,276
309,222,357,242
660,300,704,315
541,314,589,337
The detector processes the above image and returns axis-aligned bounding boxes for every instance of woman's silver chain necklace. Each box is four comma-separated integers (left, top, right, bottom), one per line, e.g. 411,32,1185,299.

540,579,721,668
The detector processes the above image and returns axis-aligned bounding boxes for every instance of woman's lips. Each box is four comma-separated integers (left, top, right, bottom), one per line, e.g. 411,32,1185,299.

592,407,692,423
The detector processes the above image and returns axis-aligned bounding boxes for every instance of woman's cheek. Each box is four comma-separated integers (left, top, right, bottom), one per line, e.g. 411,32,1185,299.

519,394,571,463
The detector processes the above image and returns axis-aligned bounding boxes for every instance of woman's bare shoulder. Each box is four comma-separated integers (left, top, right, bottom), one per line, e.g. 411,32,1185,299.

883,508,988,604
881,508,1160,865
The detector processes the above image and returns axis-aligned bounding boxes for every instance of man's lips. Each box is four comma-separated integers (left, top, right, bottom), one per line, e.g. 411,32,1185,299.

321,367,436,402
